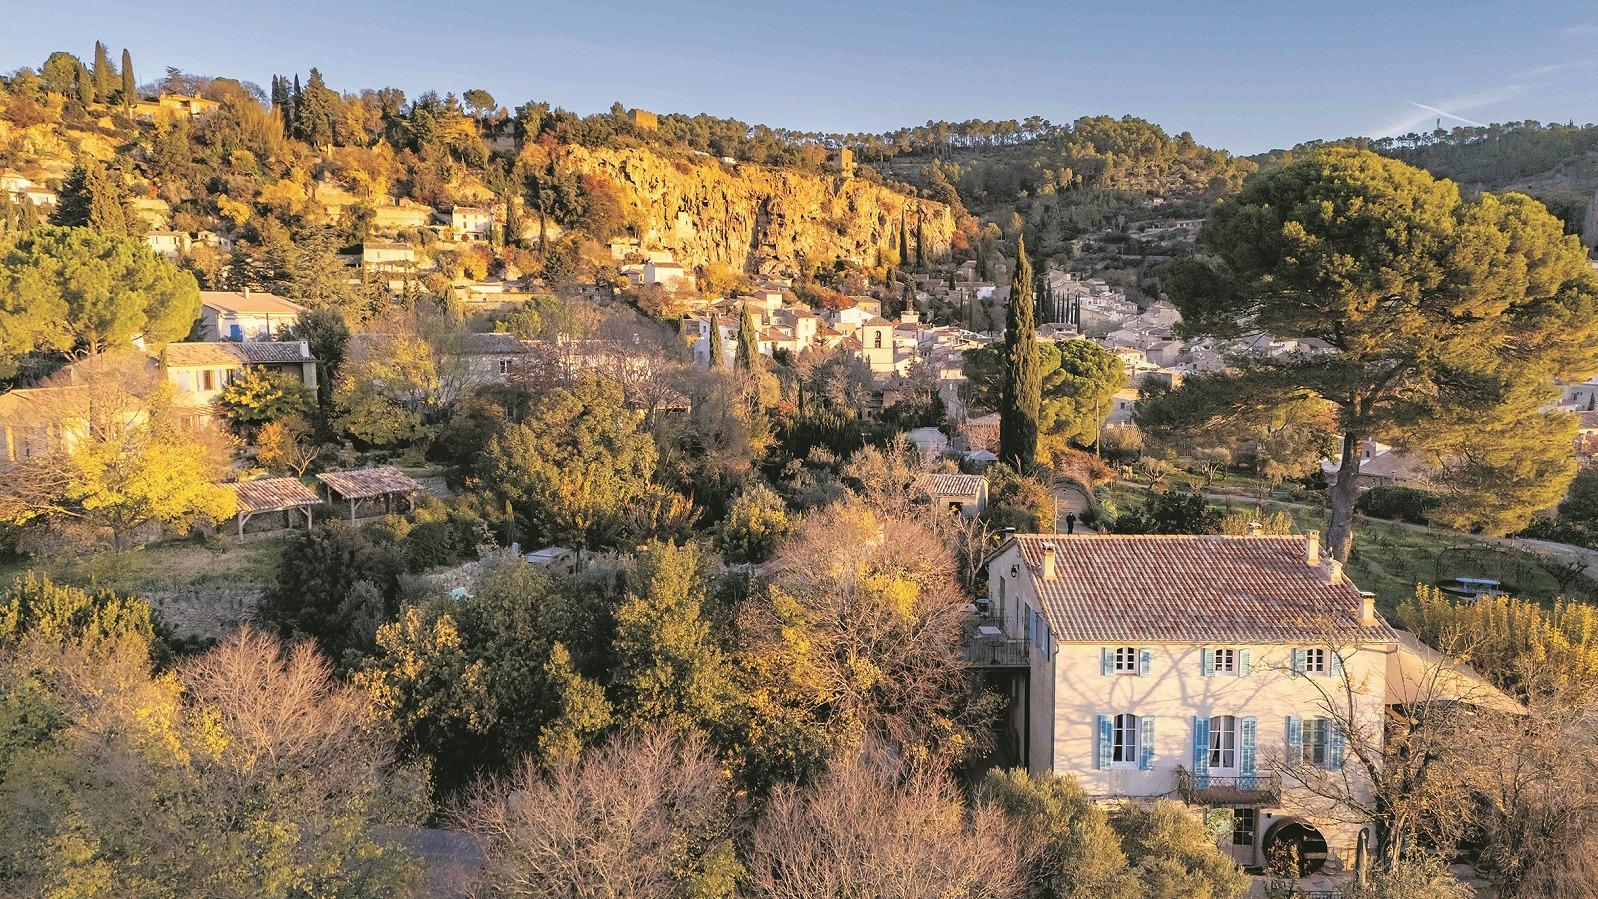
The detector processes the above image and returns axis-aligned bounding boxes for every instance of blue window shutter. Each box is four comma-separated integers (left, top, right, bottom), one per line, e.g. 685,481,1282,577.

1202,648,1215,677
1101,648,1113,677
1285,715,1303,762
1140,716,1155,770
1327,721,1345,771
1138,647,1153,677
1238,649,1252,677
228,323,242,341
1291,648,1307,676
1330,650,1345,679
1239,716,1257,788
1097,715,1112,770
1191,716,1211,788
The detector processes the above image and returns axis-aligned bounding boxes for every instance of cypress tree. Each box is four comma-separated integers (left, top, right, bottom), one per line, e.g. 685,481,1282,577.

898,211,910,269
75,63,93,107
915,213,926,267
119,49,135,110
708,315,727,368
91,41,114,103
736,311,762,374
998,234,1039,471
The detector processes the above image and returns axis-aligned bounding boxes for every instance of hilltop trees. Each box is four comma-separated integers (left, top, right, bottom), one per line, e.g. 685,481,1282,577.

1156,148,1598,559
998,234,1040,470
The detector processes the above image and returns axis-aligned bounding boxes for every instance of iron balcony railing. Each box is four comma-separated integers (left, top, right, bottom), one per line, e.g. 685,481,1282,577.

965,635,1030,667
1174,766,1283,806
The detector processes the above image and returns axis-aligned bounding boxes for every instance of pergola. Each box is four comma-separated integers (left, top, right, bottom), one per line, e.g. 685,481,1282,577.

228,477,319,538
316,466,423,521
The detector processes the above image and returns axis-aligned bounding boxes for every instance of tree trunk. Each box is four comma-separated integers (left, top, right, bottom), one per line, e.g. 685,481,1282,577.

1326,430,1361,562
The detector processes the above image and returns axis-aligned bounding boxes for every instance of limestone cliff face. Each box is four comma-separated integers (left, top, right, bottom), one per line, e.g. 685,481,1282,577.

562,145,954,276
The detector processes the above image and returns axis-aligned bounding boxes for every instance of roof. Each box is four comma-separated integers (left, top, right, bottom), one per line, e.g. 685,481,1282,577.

921,473,986,497
862,316,894,328
316,466,424,499
458,333,532,355
229,477,320,513
199,290,304,315
1005,534,1399,644
164,341,314,367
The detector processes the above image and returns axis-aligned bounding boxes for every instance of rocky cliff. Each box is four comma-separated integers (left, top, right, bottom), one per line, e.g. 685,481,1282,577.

561,145,955,276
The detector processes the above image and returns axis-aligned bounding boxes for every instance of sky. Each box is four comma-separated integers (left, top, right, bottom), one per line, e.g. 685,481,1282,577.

4,0,1598,154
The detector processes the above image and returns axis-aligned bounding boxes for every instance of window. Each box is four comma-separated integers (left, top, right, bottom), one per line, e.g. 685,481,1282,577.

498,359,512,375
1112,713,1139,764
1213,648,1236,673
1113,646,1138,674
1302,717,1330,766
1231,808,1257,846
1304,648,1328,675
201,370,215,391
1209,715,1237,769
873,331,883,348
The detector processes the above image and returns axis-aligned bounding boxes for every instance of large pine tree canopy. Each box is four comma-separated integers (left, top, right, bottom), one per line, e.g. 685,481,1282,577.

1146,147,1598,556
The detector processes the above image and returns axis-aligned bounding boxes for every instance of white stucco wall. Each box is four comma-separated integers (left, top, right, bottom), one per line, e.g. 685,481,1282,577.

985,542,1385,869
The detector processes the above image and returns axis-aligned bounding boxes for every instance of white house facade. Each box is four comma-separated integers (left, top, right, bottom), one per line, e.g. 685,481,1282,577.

982,533,1403,875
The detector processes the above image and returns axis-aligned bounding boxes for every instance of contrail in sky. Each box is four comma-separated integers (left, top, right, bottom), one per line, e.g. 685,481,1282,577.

1404,101,1485,127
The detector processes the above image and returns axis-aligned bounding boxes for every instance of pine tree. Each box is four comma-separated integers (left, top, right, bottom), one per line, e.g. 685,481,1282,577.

708,314,727,368
91,41,114,104
119,48,135,110
998,234,1040,471
295,68,335,150
53,161,138,236
736,310,762,374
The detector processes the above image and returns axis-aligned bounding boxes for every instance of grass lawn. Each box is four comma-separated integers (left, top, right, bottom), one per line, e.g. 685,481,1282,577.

0,535,286,597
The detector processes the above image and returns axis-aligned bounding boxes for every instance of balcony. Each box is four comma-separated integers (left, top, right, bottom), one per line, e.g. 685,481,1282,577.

962,613,1031,667
1175,766,1282,806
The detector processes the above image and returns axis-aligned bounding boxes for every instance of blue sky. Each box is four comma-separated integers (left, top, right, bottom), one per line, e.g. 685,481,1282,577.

4,0,1597,154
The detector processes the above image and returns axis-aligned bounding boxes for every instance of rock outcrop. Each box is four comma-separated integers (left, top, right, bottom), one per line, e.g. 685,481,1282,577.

561,145,955,276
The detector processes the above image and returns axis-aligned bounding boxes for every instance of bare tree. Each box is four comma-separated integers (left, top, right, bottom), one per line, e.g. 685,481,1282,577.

455,731,740,899
745,747,1029,899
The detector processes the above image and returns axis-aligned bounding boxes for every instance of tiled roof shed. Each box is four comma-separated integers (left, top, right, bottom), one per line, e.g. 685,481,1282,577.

1003,534,1399,645
922,473,986,497
227,477,320,537
230,477,319,513
317,466,423,500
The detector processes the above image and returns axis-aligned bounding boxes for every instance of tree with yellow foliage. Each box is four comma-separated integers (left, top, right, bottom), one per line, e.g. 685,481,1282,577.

0,353,235,550
728,500,993,790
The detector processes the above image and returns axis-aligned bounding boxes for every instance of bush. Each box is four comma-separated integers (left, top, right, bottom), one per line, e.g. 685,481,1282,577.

1356,486,1439,524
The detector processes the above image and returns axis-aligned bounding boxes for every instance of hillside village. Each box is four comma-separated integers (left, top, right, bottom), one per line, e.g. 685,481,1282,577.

2,36,1598,899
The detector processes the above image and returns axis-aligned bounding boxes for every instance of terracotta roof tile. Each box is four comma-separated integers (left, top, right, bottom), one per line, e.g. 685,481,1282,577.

1010,534,1397,644
316,466,423,500
230,477,320,513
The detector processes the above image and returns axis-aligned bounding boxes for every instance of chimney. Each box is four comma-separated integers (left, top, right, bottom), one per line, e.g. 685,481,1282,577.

1246,521,1262,536
1360,592,1377,626
1306,531,1321,568
1041,544,1057,581
299,340,310,357
243,286,250,298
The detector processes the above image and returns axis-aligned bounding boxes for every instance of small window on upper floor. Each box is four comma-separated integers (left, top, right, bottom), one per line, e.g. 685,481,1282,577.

1213,648,1236,674
1303,647,1328,675
1113,646,1138,674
